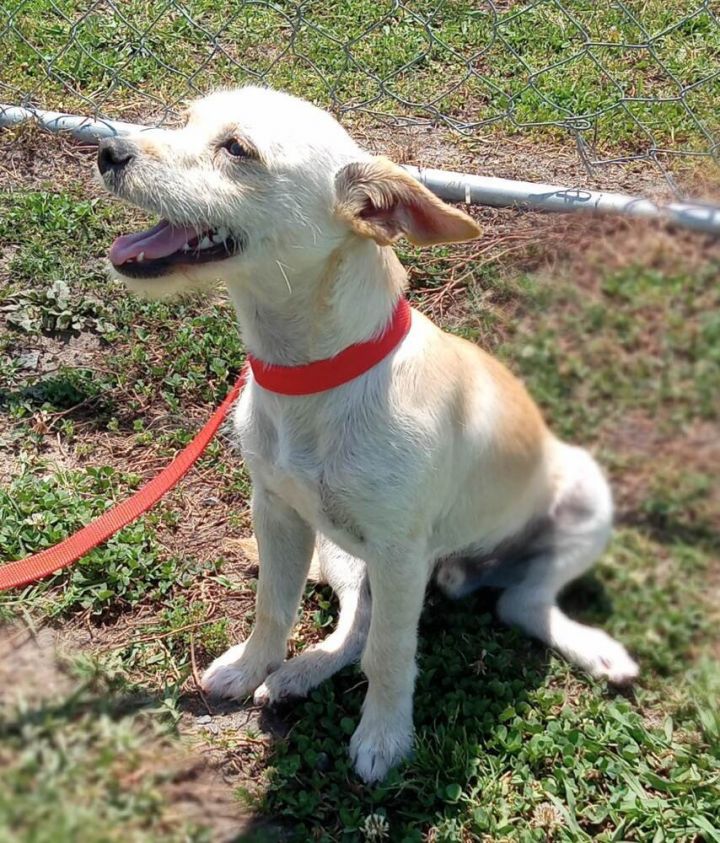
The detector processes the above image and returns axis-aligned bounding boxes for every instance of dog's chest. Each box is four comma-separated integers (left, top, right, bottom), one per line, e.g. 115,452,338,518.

236,393,371,544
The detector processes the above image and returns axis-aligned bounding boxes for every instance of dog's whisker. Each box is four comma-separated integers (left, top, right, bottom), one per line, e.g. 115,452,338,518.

275,260,293,296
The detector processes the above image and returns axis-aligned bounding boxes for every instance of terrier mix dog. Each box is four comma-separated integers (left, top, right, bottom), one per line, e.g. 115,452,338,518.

98,86,638,783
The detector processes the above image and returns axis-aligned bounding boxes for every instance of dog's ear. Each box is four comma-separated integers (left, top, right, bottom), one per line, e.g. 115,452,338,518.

335,157,481,247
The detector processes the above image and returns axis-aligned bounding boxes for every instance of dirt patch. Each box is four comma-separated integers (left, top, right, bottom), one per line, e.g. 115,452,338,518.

607,416,720,482
38,330,104,372
0,617,283,842
138,744,263,843
351,119,704,202
156,473,252,564
0,625,76,707
530,213,720,289
402,195,720,334
6,330,104,376
0,123,98,193
603,413,720,526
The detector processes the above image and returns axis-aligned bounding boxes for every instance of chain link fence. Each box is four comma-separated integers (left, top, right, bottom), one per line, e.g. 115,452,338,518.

1,1,719,197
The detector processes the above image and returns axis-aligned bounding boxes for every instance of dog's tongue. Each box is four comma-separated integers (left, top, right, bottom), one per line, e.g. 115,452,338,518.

109,220,200,264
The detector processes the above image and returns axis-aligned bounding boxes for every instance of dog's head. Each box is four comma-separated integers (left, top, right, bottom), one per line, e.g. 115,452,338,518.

99,86,480,296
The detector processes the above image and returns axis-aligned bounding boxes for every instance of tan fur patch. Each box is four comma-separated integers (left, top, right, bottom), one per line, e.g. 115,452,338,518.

481,351,548,473
336,157,482,247
135,138,165,160
407,311,548,487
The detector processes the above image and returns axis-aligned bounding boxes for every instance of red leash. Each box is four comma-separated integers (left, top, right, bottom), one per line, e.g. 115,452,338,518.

0,371,247,592
0,300,412,593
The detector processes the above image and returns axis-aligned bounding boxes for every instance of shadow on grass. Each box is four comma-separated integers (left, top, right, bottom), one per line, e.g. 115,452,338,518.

0,368,115,423
628,517,720,558
0,573,621,842
0,682,157,739
213,575,621,839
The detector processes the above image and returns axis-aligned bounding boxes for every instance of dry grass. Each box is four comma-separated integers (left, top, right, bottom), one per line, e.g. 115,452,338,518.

2,109,719,840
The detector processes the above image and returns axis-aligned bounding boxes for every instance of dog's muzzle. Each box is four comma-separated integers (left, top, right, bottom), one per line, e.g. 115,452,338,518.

98,138,135,177
97,140,246,279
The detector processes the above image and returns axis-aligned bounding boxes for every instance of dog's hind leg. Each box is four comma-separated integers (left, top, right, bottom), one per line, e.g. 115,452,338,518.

437,444,638,683
496,444,639,684
254,537,370,704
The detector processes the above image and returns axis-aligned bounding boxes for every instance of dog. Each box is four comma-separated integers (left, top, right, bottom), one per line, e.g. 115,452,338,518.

98,86,639,783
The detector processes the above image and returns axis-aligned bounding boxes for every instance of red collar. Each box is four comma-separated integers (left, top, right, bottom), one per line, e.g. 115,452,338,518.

247,298,412,395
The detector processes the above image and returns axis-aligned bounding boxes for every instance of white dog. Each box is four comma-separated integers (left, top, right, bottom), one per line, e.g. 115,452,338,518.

98,86,638,783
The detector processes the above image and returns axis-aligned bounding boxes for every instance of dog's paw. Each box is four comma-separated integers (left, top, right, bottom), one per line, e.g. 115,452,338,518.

434,557,468,599
201,642,280,700
349,713,414,784
580,630,639,686
254,652,330,705
254,666,306,706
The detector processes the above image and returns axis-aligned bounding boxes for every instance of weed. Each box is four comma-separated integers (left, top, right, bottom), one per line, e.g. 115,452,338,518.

1,7,719,835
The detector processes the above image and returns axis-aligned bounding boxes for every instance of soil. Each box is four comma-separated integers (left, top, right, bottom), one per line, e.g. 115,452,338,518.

2,114,718,840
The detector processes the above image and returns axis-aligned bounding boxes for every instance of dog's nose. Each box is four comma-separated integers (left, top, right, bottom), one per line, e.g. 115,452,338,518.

97,138,135,175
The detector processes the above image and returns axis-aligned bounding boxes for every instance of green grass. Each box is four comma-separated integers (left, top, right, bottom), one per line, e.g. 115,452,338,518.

1,2,720,837
1,176,718,840
267,537,719,840
0,655,210,843
2,0,718,159
507,264,720,439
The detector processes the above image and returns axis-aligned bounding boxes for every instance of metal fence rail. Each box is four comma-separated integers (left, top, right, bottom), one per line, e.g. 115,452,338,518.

1,0,719,199
4,104,719,234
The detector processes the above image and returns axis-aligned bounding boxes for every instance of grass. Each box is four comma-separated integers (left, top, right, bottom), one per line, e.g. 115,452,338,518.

1,170,718,840
1,1,720,840
2,0,718,167
0,657,205,843
268,578,719,840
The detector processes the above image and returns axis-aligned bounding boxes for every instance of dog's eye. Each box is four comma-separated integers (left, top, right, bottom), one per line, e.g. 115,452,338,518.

223,138,248,158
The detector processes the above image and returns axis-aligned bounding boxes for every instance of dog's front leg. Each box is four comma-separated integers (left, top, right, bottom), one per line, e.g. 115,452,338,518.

202,488,315,700
350,548,428,783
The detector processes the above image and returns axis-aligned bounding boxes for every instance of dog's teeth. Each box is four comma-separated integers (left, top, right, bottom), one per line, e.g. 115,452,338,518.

211,232,225,244
181,242,191,251
216,227,230,241
198,236,212,249
137,252,145,262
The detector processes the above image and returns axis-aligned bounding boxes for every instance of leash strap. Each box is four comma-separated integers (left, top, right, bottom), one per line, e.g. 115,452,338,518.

0,370,247,592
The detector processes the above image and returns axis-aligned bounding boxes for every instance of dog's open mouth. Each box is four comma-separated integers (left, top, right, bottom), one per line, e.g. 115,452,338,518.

109,220,243,278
